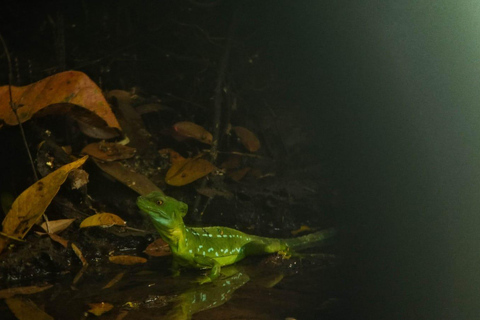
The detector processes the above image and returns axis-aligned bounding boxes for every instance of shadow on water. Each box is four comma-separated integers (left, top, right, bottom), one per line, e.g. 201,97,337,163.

0,254,339,320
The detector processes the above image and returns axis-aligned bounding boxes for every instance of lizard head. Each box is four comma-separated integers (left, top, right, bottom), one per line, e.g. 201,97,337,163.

137,192,188,232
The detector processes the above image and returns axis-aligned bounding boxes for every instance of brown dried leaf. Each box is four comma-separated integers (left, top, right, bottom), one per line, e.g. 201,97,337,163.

165,157,215,186
69,168,89,189
0,156,88,254
0,71,121,130
79,213,126,228
0,284,53,299
48,233,69,248
233,126,261,152
144,238,171,257
93,159,163,196
40,219,75,234
71,243,88,267
109,255,147,265
102,272,125,289
196,187,233,200
172,121,212,144
88,302,114,316
82,142,136,161
5,297,54,320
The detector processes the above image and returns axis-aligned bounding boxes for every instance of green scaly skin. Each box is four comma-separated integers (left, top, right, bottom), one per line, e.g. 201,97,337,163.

137,192,336,284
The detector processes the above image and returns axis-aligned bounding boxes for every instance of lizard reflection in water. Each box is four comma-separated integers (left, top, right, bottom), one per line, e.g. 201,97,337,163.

137,192,335,284
165,266,251,320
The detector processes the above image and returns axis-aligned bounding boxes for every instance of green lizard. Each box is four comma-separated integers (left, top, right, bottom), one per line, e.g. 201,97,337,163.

137,191,335,284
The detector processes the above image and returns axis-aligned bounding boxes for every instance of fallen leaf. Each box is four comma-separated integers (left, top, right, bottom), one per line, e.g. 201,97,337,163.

291,225,314,236
102,272,125,289
5,297,54,320
0,284,53,299
40,219,75,234
172,121,212,144
71,243,88,267
80,213,126,228
81,142,136,161
165,157,215,186
93,159,163,196
220,155,242,169
68,168,89,190
233,126,261,152
88,302,114,316
0,156,88,254
144,238,171,257
0,71,121,130
109,255,147,265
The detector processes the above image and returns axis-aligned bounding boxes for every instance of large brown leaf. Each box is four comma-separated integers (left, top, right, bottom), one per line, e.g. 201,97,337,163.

165,157,215,186
0,71,120,130
0,156,88,254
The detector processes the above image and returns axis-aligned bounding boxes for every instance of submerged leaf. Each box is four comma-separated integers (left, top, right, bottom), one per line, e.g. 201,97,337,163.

71,243,88,267
82,142,136,161
0,284,53,299
0,71,121,130
0,156,88,254
5,297,54,320
109,255,147,265
172,121,212,144
165,157,215,186
233,126,261,152
291,225,314,236
80,213,126,228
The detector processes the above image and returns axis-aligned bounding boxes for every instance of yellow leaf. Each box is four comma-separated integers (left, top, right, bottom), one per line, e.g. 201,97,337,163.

79,213,126,228
5,297,54,320
165,157,215,186
0,71,121,130
109,255,147,265
172,121,212,144
233,126,261,152
88,302,114,316
0,156,88,254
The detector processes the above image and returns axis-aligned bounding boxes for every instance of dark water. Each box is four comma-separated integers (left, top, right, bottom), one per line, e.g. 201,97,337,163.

0,255,339,320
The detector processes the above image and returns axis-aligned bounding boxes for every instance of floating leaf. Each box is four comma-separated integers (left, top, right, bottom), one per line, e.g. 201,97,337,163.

0,284,53,299
144,238,171,257
0,156,88,254
291,225,314,236
0,71,121,130
172,121,212,144
80,213,126,228
39,219,75,234
233,126,260,152
165,157,215,186
92,159,163,196
5,297,54,320
109,255,147,265
88,302,114,316
81,142,136,161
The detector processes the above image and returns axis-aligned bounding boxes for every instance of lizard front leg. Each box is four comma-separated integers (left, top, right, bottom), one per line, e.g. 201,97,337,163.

192,255,221,284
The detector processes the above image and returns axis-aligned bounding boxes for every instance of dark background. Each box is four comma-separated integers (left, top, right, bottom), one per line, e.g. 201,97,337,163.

1,0,478,318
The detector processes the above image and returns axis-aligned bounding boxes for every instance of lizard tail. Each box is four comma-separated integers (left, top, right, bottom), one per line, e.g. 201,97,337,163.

282,228,336,251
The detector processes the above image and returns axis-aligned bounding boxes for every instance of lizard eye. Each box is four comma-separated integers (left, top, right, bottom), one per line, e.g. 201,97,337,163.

156,200,163,205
